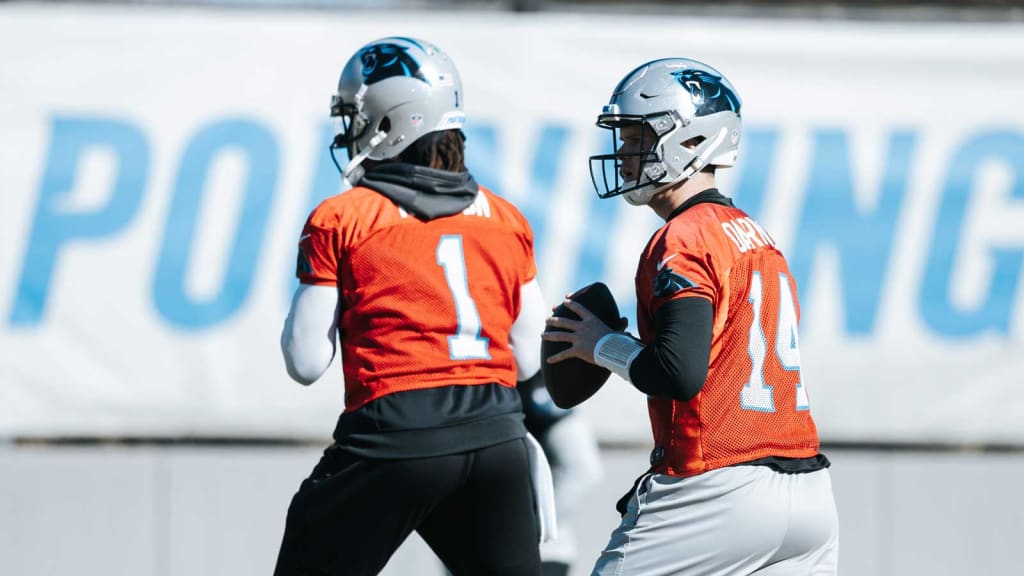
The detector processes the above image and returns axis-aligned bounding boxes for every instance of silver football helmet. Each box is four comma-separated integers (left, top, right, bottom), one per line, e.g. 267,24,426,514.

590,58,742,205
330,37,466,184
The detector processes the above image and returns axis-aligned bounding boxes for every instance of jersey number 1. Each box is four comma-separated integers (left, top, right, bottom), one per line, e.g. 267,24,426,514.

740,271,810,412
436,235,491,360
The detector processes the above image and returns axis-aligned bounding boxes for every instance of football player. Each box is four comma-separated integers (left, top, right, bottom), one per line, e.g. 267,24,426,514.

542,58,839,575
274,37,554,576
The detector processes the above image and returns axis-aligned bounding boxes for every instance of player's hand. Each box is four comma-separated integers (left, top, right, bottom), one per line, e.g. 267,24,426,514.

542,299,618,365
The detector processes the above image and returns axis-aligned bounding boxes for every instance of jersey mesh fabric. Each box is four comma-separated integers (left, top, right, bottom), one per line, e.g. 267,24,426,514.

637,202,819,477
698,251,820,468
297,186,536,412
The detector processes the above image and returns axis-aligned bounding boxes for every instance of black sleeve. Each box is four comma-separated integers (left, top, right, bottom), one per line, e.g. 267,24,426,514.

627,297,713,402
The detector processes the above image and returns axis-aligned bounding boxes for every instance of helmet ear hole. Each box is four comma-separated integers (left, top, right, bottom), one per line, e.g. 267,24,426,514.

378,116,391,134
682,136,705,149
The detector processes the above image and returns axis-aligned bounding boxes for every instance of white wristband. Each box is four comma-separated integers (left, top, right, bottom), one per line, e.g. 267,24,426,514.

593,333,645,383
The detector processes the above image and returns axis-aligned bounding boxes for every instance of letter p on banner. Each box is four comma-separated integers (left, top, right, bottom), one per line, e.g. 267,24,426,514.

9,116,148,326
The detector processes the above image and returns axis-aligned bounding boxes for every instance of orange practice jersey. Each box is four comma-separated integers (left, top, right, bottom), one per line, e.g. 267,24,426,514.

635,201,820,477
297,185,536,412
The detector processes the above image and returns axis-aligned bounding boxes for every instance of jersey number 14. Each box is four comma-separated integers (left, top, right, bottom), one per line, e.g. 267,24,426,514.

741,271,810,413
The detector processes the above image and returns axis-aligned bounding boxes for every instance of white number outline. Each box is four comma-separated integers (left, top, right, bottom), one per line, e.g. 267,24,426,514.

436,235,490,360
740,271,809,412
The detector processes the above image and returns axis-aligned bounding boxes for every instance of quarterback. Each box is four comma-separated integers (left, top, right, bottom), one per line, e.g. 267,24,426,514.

274,37,553,576
543,58,839,575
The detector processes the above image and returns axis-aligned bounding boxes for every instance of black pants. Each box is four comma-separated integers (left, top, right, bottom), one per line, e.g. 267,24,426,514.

274,438,542,576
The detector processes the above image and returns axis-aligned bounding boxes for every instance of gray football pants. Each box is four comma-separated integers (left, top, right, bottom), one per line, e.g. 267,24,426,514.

592,466,838,576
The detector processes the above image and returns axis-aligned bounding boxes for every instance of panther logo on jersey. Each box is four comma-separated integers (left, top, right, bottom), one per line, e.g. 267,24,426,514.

653,267,697,297
671,70,741,117
360,44,428,85
296,248,312,277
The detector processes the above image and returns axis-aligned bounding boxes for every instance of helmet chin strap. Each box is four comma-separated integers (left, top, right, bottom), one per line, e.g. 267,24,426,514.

623,185,654,206
342,130,388,185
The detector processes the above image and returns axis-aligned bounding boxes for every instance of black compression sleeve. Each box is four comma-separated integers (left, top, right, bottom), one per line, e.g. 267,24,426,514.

627,297,713,402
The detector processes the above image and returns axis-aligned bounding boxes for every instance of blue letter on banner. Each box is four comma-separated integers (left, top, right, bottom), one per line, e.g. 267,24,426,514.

790,129,916,335
9,117,148,326
154,119,278,329
921,130,1024,337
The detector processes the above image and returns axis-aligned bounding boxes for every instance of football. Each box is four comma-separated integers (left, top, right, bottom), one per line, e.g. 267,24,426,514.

541,281,622,409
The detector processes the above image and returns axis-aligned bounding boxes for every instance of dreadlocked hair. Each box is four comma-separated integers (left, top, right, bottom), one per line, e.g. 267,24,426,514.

398,129,467,172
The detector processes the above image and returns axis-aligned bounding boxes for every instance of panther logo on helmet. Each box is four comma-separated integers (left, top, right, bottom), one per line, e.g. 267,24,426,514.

331,37,465,185
589,58,743,204
670,70,741,117
359,43,428,86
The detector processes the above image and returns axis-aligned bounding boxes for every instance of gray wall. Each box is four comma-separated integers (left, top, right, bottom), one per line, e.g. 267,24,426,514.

2,444,1021,576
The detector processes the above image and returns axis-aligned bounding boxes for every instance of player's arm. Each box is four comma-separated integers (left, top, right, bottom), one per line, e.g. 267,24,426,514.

281,284,339,385
510,278,547,380
576,296,710,402
511,279,571,432
625,296,712,401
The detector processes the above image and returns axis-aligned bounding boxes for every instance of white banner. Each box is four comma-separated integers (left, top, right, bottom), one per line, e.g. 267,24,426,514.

2,4,1023,443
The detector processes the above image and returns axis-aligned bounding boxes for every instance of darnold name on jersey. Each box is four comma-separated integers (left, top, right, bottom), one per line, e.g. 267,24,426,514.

721,216,776,253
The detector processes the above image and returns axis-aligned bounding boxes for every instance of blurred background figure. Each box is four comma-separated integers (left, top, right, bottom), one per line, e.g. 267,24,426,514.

518,377,603,576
